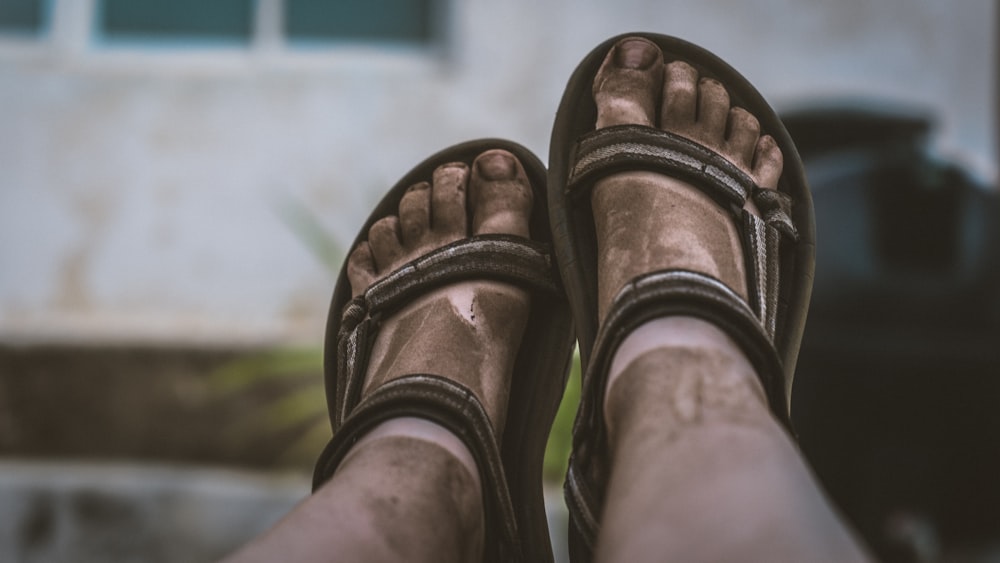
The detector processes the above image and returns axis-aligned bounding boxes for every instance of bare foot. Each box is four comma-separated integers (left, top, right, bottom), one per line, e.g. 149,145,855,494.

345,149,534,435
591,37,784,323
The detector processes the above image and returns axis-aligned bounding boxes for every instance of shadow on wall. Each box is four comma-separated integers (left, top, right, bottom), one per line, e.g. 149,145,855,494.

786,99,1000,562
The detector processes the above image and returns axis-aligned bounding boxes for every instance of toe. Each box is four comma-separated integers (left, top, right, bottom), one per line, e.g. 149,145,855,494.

430,163,469,237
751,135,783,190
469,150,532,238
347,242,377,297
725,107,761,170
593,37,664,128
695,77,730,148
368,216,405,272
399,182,431,245
660,61,699,131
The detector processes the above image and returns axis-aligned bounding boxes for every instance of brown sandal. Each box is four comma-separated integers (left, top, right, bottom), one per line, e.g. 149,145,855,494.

547,33,815,562
312,140,576,563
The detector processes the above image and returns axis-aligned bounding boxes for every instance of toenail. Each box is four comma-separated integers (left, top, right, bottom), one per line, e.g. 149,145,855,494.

614,38,658,70
476,152,517,180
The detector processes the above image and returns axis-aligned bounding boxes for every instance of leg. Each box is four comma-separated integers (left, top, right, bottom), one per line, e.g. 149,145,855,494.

225,418,483,563
597,319,868,562
588,37,871,561
225,150,536,563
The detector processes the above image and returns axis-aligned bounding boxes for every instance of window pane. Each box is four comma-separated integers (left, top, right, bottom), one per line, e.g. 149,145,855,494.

285,0,436,44
0,0,45,34
100,0,253,43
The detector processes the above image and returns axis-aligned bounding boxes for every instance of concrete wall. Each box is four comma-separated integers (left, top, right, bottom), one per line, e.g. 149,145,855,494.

1,0,995,346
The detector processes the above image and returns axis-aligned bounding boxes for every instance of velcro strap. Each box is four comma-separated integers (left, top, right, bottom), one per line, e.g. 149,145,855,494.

312,374,522,563
567,124,755,210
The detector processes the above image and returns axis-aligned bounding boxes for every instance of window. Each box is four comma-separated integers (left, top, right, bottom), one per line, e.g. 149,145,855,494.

92,0,440,48
0,0,446,68
285,0,436,45
0,0,49,36
98,0,254,45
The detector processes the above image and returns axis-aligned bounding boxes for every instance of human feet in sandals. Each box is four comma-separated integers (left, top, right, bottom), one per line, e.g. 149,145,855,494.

309,142,573,563
228,33,868,563
548,34,868,562
225,143,574,563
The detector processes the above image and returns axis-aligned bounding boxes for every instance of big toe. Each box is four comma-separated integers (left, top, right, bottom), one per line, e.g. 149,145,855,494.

469,150,532,238
593,37,664,128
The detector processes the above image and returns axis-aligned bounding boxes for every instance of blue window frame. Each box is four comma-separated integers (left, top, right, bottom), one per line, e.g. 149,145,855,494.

91,0,442,48
98,0,254,45
0,0,49,36
284,0,437,45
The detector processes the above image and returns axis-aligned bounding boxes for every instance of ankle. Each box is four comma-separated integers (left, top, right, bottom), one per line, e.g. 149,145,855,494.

324,417,485,562
346,417,481,487
602,317,769,447
607,317,752,384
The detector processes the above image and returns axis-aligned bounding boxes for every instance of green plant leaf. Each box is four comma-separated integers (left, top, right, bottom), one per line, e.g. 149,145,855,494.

543,347,581,484
208,347,323,392
263,385,329,430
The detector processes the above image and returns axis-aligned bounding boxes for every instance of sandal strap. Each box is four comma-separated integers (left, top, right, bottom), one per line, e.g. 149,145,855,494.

334,234,558,427
312,374,522,563
364,234,558,318
744,210,782,339
568,124,755,209
568,124,799,236
599,268,785,417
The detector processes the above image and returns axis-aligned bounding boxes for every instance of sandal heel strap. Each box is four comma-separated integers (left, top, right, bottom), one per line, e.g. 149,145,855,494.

567,124,755,210
597,269,786,409
313,374,522,563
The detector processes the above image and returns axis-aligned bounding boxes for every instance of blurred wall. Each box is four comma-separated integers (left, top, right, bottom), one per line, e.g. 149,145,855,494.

1,0,995,346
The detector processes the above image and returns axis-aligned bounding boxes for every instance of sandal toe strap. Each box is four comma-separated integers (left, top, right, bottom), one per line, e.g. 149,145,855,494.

568,124,755,210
